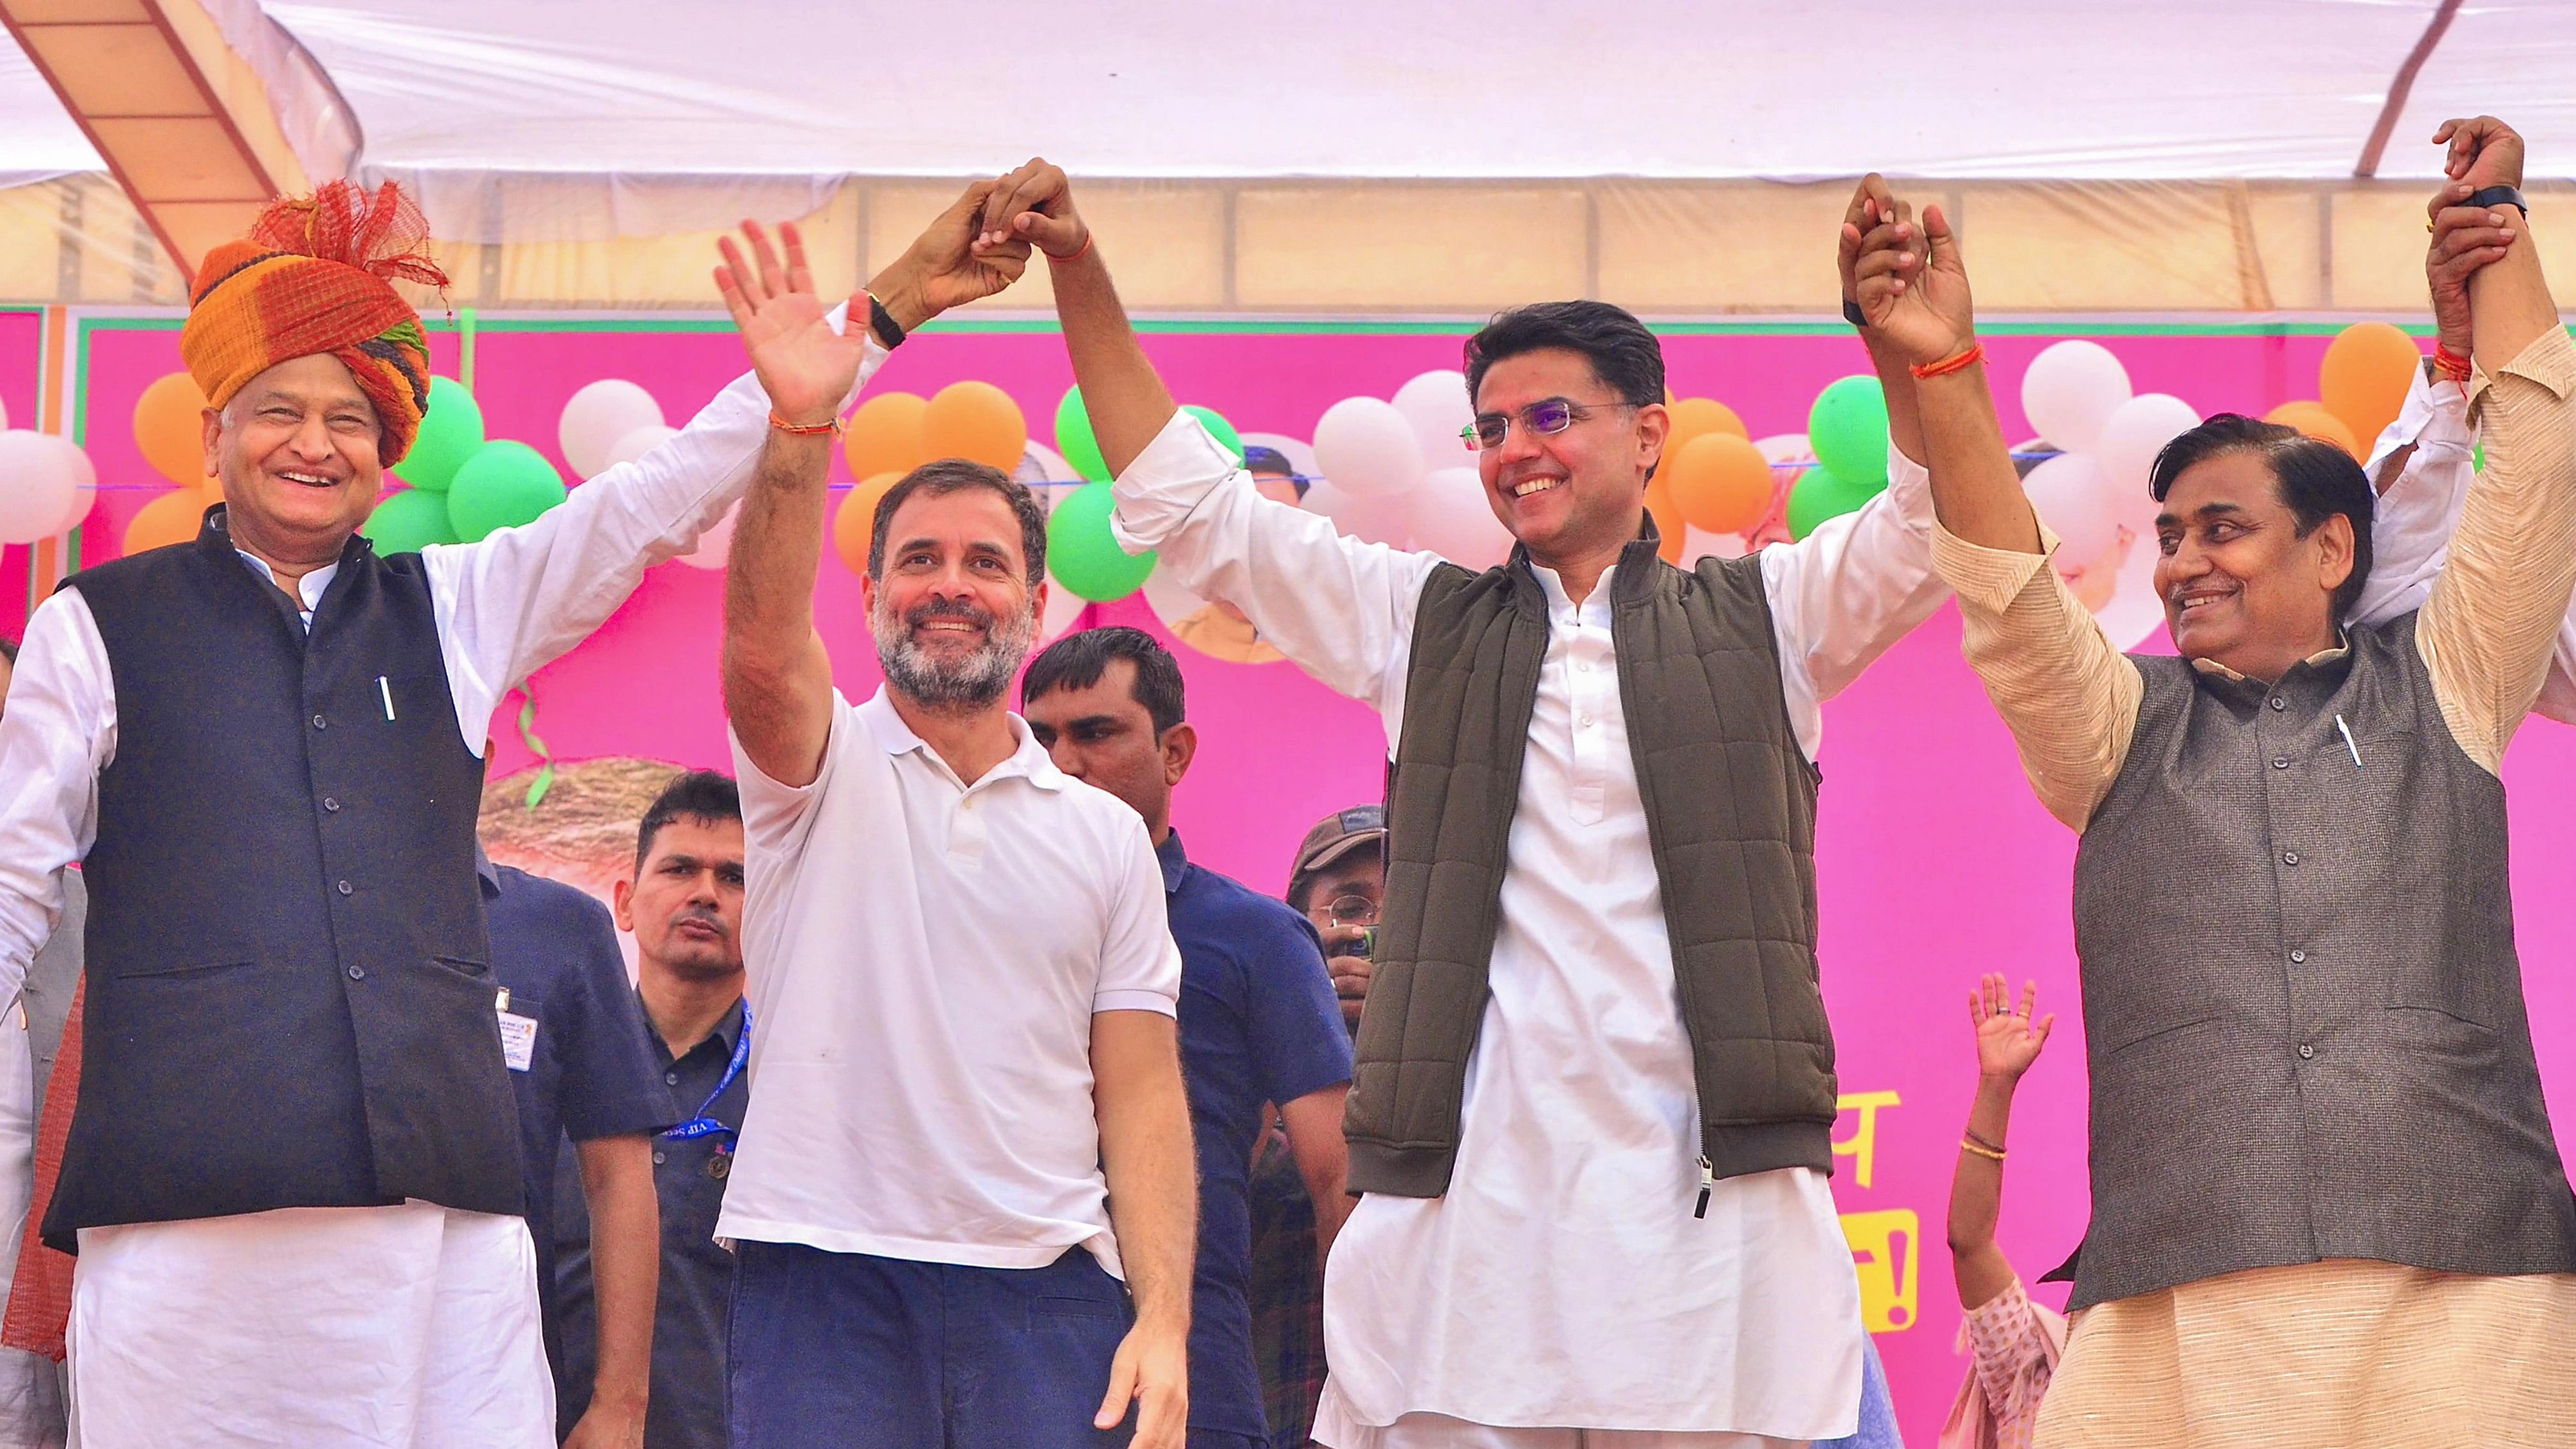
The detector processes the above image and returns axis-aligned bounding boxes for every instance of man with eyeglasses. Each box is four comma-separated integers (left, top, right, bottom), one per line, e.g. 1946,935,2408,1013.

968,161,1947,1446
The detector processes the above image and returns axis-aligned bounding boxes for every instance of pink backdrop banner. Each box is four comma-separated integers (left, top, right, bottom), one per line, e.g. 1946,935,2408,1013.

27,315,2576,1446
0,307,47,618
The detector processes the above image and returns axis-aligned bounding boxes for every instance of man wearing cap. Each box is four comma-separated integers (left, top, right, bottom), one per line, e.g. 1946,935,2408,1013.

0,180,1026,1444
1285,806,1387,1033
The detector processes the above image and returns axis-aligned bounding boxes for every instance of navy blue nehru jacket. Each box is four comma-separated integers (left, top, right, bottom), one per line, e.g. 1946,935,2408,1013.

1156,831,1354,1443
481,858,676,1388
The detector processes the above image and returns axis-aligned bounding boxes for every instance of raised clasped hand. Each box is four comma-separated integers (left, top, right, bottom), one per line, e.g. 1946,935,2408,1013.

713,219,868,429
2435,115,2525,195
977,157,1091,263
877,180,1034,329
1850,188,1975,368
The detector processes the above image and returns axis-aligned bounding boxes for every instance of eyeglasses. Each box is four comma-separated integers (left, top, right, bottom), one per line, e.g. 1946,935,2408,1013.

1461,398,1636,452
1323,894,1380,928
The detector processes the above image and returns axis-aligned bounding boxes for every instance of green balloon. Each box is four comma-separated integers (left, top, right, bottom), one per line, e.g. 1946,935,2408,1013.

1055,386,1110,482
363,486,461,553
1806,375,1891,487
397,376,485,492
1786,466,1882,541
1183,405,1244,464
1047,481,1156,602
446,441,567,544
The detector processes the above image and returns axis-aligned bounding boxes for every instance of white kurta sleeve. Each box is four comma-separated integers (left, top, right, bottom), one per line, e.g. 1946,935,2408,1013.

421,323,888,753
1756,442,1949,760
1112,410,1439,732
2352,363,2476,628
0,589,113,1001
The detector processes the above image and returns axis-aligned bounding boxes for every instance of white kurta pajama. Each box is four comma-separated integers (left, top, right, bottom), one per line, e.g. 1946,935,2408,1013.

1112,414,1947,1445
0,337,884,1447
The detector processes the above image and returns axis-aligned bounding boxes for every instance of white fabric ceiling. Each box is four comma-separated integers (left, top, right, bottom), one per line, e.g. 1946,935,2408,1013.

6,1,2573,190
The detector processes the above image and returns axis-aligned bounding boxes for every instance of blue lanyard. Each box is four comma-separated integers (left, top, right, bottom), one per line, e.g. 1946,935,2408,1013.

663,1005,751,1142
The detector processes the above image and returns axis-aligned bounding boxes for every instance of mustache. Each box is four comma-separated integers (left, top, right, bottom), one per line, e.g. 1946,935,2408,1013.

906,598,994,630
672,907,730,938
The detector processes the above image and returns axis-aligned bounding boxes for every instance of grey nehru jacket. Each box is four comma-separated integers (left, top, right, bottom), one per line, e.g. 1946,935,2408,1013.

2067,612,2576,1310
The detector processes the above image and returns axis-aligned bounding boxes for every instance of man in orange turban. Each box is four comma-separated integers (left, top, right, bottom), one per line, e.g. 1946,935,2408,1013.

0,177,1032,1447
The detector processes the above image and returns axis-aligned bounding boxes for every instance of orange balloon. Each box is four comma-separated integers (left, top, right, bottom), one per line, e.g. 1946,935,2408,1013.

2265,400,2362,461
920,381,1027,471
122,487,213,557
831,472,906,577
133,372,211,489
2318,322,2420,453
1665,397,1750,456
1644,476,1687,563
1664,433,1773,534
844,393,929,480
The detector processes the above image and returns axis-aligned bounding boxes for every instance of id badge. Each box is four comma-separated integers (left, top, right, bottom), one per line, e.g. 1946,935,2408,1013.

496,989,538,1072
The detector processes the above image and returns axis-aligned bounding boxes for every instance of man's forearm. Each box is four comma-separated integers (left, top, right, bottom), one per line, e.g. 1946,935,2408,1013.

723,431,833,664
1097,1042,1196,1329
1862,332,1928,466
578,1135,660,1421
1916,364,2042,554
2470,210,2559,372
1052,247,1177,479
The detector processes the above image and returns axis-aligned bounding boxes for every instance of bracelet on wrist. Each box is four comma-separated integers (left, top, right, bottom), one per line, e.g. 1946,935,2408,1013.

2432,342,2474,384
1911,342,1985,380
1959,1135,2007,1162
1048,233,1095,266
864,291,907,350
768,411,844,437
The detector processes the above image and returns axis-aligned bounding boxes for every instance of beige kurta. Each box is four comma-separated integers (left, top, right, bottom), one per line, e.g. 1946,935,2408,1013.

1932,325,2576,1448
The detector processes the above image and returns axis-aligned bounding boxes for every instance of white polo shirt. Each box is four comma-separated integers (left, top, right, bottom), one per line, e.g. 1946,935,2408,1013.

717,685,1182,1276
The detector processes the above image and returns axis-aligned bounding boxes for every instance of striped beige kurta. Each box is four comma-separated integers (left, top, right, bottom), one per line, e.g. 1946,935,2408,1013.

1936,325,2576,1448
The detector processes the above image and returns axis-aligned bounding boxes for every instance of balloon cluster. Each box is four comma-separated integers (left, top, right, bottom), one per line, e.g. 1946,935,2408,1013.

0,387,96,546
349,377,566,553
1049,386,1244,601
1783,377,1893,542
117,372,222,554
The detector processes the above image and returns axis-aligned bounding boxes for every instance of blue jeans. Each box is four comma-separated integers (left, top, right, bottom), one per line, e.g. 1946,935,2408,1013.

728,1241,1136,1448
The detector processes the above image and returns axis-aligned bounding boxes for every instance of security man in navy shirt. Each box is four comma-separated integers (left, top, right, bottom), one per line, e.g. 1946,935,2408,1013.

1023,628,1354,1449
555,771,752,1449
480,847,674,1446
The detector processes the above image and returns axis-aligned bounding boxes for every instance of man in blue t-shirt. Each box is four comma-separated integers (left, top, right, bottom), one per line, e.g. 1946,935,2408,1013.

1025,626,1353,1449
478,848,676,1448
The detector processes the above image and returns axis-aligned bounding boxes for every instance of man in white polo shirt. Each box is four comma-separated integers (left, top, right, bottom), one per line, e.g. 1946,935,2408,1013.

715,221,1196,1449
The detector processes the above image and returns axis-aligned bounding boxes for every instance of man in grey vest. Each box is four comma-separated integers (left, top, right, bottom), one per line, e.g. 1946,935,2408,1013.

972,162,1949,1445
0,182,1025,1445
1866,113,2576,1445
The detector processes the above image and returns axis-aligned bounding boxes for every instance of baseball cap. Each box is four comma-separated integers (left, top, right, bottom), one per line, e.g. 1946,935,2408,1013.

1290,805,1386,889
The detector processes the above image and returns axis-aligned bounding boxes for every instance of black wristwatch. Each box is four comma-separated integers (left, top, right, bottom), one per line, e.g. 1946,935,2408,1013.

867,293,908,350
2469,184,2529,217
1842,299,1868,328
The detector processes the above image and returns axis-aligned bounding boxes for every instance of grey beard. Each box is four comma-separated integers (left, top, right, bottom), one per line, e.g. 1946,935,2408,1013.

871,594,1038,713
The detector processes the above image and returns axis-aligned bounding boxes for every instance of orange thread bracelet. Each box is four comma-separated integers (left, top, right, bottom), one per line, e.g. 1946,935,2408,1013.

1048,232,1095,265
768,411,844,437
2433,343,2473,383
1911,343,1985,380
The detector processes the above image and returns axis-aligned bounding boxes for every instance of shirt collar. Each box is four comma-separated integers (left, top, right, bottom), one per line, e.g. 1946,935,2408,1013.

1155,829,1191,896
2186,634,2351,684
233,549,339,616
638,989,747,1063
856,685,1068,792
474,844,500,896
1529,559,1618,626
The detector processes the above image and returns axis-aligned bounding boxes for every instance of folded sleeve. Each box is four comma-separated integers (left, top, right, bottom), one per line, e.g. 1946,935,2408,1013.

1093,821,1181,1017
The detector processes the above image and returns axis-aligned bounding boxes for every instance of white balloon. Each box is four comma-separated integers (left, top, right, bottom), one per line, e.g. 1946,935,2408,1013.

2023,453,2117,568
2094,393,2201,532
560,380,667,480
2021,341,2133,455
1406,466,1513,570
1312,397,1426,498
1304,478,1414,548
601,423,680,474
1389,370,1475,471
0,431,88,544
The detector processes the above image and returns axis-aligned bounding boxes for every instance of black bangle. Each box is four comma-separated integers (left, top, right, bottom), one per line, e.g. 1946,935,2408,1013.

1842,299,1868,328
867,293,907,350
2468,184,2529,217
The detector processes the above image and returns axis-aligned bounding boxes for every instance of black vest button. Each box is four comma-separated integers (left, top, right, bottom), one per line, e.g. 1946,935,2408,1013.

336,880,354,896
2291,949,2308,963
2272,757,2290,769
312,714,327,730
347,964,365,981
2269,696,2287,710
653,1150,667,1166
2299,1044,2315,1060
323,798,341,812
2281,850,2299,865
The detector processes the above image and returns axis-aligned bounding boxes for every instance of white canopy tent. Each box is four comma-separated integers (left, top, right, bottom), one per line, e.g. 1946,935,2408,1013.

1,0,2570,310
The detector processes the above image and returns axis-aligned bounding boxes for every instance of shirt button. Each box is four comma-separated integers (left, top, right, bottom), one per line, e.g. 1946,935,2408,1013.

322,797,341,812
312,713,327,730
2269,697,2287,711
652,1151,667,1166
336,880,354,896
2272,757,2290,770
2290,949,2308,963
346,964,365,981
2298,1044,2315,1060
1576,660,1591,673
2281,851,2299,866
1577,713,1594,728
665,1071,680,1086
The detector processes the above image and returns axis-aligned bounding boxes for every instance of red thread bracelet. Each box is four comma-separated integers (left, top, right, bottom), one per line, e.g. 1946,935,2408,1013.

1048,233,1095,265
769,411,844,437
2433,343,2473,383
1911,343,1985,380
